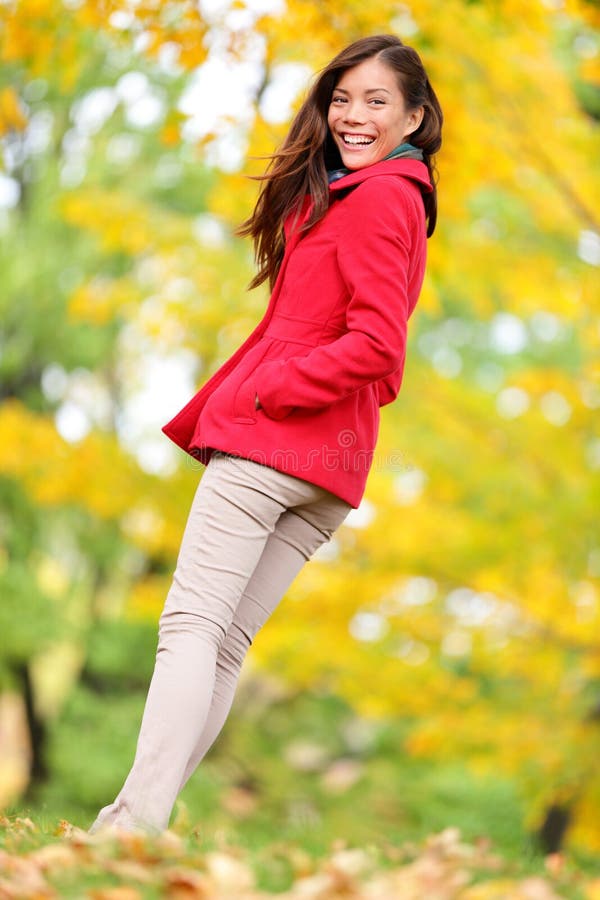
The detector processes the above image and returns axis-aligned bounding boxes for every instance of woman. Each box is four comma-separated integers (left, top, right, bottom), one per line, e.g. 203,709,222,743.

90,33,442,834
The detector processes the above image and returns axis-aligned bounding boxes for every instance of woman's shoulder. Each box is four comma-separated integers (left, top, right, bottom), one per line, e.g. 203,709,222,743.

343,171,423,204
333,173,425,232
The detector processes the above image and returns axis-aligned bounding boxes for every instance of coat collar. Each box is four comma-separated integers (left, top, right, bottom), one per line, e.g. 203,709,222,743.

328,158,432,194
285,159,432,243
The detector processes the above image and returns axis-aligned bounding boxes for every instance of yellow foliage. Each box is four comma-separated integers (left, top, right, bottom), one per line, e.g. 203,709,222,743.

68,276,142,324
0,400,139,520
3,0,599,855
207,173,261,227
34,555,71,599
0,86,28,135
569,788,600,854
68,0,209,68
126,575,172,621
579,56,600,84
0,0,90,83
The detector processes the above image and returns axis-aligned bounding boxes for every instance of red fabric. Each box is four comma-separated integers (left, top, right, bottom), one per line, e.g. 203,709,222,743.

161,158,432,508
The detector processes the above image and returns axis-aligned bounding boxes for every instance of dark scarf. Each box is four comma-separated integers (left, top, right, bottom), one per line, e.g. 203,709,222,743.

327,142,423,184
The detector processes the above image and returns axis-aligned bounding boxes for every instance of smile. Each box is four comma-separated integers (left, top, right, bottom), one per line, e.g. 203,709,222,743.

341,134,375,146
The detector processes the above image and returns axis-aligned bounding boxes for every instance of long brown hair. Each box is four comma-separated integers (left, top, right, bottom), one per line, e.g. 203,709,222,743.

237,35,443,290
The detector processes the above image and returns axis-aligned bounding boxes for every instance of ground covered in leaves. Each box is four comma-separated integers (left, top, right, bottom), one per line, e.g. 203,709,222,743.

1,817,599,899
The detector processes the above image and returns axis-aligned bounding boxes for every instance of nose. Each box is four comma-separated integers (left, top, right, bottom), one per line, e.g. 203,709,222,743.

342,100,367,124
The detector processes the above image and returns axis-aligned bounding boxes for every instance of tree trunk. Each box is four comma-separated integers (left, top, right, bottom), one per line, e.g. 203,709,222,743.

537,803,571,854
14,662,49,793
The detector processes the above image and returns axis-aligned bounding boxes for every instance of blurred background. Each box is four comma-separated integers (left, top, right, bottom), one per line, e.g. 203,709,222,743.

0,0,598,872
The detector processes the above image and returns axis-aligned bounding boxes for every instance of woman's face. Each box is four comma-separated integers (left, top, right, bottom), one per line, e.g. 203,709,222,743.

327,57,424,170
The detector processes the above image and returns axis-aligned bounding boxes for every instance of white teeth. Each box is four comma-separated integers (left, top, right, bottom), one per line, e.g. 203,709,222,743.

342,134,374,145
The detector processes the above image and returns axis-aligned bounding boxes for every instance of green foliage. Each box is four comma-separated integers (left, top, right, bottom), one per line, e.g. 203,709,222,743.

1,0,599,861
83,619,158,689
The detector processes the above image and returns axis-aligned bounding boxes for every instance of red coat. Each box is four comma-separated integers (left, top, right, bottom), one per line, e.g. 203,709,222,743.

162,158,432,508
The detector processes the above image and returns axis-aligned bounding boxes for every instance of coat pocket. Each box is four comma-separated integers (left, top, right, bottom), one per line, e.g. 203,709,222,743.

232,373,259,422
231,340,273,423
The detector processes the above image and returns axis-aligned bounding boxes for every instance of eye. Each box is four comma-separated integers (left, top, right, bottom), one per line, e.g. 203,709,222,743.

331,96,347,104
369,98,386,105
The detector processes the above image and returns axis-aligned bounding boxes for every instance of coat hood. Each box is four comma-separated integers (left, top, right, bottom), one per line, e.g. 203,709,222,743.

328,158,432,195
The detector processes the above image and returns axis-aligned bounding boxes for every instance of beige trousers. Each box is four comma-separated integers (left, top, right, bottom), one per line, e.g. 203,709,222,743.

89,451,352,834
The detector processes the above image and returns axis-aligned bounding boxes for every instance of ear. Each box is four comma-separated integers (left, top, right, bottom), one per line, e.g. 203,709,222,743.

405,105,425,137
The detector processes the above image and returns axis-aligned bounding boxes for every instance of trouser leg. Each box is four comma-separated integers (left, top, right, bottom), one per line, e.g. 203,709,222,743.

176,495,352,792
89,453,350,833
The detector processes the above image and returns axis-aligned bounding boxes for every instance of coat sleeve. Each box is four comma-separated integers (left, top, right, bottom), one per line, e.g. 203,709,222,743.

376,365,404,407
253,178,417,420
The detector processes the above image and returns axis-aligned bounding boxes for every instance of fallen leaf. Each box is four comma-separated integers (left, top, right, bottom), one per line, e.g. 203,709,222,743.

205,851,254,892
154,830,186,859
88,888,142,900
284,741,329,772
519,877,562,900
320,759,364,794
29,842,80,872
544,853,565,877
0,853,55,898
103,858,157,884
221,786,259,818
163,865,212,898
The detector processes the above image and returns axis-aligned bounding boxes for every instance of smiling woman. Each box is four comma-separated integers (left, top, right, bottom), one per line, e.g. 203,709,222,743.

328,58,424,170
90,34,443,836
235,35,443,292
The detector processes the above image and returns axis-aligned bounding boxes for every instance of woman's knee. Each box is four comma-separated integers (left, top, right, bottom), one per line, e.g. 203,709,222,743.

218,622,252,673
158,608,228,654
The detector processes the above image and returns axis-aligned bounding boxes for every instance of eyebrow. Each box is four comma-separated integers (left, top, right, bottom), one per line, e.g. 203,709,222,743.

333,87,392,95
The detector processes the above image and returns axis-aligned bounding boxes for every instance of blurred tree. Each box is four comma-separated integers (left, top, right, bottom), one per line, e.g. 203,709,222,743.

0,0,227,798
0,0,598,854
238,0,600,853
